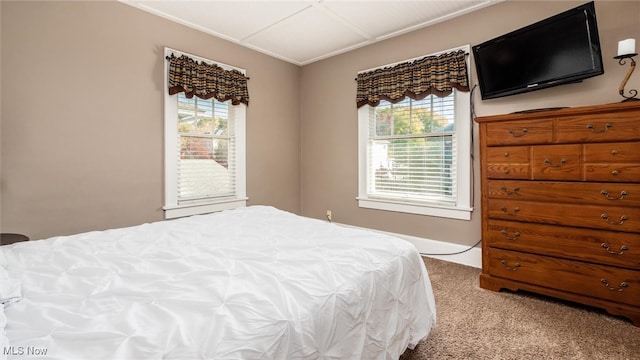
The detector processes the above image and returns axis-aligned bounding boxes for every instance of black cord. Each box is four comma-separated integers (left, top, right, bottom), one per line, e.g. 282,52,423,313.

420,238,481,256
469,83,478,209
470,83,478,120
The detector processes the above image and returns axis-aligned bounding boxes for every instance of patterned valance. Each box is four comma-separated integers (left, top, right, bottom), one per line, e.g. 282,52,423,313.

166,53,250,106
356,50,469,108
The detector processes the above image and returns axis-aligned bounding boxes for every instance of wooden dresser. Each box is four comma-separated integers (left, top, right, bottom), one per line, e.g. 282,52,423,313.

475,101,640,326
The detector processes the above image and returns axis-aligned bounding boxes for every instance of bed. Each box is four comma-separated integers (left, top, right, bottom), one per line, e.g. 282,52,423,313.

0,206,436,359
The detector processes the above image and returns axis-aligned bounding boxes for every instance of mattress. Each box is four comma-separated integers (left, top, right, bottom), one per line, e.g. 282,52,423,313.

0,206,436,359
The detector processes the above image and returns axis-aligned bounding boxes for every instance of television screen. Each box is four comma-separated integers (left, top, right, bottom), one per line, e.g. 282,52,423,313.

473,2,603,100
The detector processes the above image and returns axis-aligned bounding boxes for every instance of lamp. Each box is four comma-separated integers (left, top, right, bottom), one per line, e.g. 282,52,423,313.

614,38,639,102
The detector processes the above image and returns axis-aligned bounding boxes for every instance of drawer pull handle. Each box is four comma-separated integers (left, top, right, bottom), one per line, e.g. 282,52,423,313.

500,260,521,271
508,128,528,137
600,214,628,225
611,170,619,175
500,186,520,195
500,230,521,241
600,278,628,292
600,243,629,255
600,190,628,200
587,123,612,133
611,149,618,155
544,158,567,167
500,206,520,216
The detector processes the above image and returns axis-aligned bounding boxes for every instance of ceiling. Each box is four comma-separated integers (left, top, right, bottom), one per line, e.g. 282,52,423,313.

122,0,499,66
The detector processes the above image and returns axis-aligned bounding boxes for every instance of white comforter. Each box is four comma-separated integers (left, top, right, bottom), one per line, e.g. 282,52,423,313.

0,206,435,360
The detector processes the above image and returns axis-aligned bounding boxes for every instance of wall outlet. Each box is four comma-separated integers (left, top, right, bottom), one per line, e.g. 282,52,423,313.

326,210,332,222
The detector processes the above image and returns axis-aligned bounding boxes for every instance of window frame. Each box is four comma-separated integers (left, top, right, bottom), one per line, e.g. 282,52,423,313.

357,45,472,220
163,48,247,219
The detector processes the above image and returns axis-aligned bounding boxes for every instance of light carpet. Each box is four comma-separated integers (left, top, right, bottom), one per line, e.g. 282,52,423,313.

400,257,640,360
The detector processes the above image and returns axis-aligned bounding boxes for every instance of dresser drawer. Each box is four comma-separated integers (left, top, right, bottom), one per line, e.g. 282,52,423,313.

584,142,640,162
487,200,640,232
585,164,640,182
557,113,640,143
486,146,529,162
485,146,530,179
531,144,582,180
486,219,640,269
486,180,640,207
485,119,553,146
487,248,640,307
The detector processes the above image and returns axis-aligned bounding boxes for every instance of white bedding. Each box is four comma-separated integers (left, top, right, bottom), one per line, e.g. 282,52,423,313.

0,206,435,359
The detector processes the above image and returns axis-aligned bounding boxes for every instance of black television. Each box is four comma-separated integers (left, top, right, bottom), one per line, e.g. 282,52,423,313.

472,1,604,100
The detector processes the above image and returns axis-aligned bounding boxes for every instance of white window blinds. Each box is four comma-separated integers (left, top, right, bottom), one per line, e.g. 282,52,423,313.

177,94,236,204
366,94,457,205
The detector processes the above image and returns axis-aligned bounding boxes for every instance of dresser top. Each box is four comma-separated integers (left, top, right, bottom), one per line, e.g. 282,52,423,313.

475,101,640,123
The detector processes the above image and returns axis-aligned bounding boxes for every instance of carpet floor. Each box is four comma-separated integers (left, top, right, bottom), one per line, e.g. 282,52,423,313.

400,257,640,360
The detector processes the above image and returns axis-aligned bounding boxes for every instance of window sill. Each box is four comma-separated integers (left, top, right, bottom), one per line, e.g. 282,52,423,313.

163,198,248,219
357,197,472,220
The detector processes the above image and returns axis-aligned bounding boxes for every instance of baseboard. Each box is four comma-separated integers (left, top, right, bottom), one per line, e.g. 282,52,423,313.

334,222,482,268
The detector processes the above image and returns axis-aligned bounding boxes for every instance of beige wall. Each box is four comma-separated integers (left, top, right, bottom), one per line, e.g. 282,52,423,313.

1,1,301,239
299,0,640,247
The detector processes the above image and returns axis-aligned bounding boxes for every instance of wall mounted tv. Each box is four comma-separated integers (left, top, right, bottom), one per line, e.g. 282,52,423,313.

472,1,604,100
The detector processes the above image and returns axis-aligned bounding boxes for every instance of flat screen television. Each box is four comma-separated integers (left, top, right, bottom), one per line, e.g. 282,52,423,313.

472,1,604,100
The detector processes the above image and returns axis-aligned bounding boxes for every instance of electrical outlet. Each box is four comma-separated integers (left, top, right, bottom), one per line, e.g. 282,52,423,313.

326,210,332,222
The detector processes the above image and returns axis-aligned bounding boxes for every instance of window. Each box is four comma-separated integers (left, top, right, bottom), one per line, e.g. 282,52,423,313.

163,49,246,219
357,48,472,220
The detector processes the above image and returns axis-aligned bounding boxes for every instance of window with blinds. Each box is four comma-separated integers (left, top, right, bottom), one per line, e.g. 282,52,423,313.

356,45,472,220
163,47,247,219
177,94,236,203
366,95,456,204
